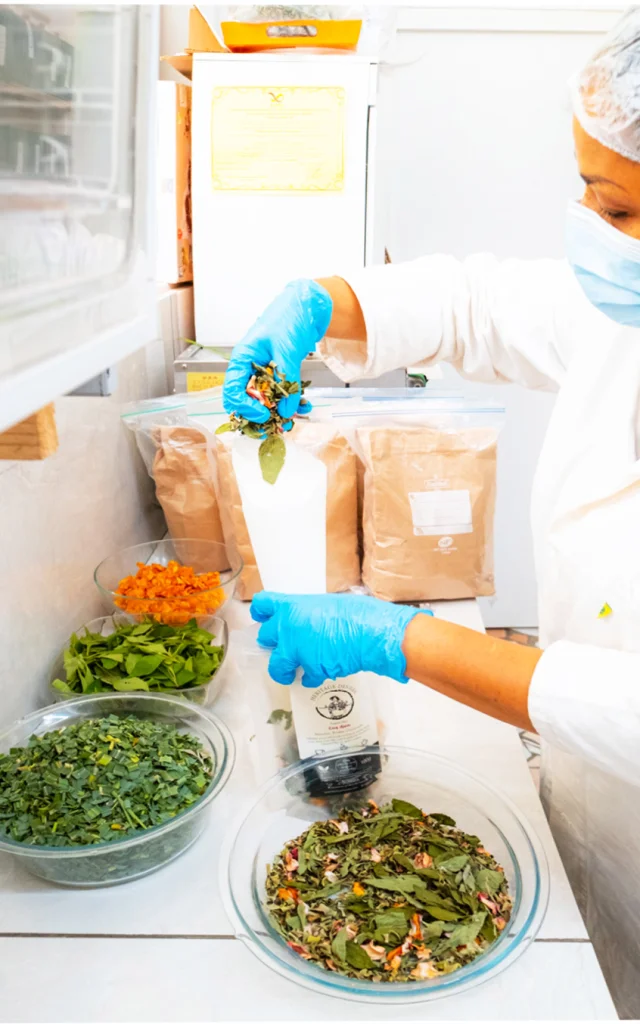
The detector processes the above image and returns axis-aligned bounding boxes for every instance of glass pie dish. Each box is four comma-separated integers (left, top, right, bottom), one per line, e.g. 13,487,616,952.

0,693,235,887
48,614,229,707
221,746,549,1004
94,539,242,625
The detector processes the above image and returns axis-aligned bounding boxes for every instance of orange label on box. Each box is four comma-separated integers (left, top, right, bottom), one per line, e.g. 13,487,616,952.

186,371,226,392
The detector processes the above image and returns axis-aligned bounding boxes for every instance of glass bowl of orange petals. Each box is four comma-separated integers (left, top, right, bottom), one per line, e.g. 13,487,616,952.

94,540,243,627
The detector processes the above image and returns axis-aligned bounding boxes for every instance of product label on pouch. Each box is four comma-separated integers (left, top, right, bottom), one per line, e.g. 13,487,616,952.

408,489,472,536
290,675,378,760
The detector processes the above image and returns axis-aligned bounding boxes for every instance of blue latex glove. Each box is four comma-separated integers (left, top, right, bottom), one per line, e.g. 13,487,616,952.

223,279,333,427
250,592,433,688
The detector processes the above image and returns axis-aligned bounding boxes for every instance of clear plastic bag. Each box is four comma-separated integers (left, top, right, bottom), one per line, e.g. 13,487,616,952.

223,6,359,22
332,401,506,603
121,390,228,568
231,624,397,790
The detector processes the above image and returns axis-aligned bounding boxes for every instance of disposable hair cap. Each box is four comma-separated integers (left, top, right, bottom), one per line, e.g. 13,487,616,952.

571,7,640,163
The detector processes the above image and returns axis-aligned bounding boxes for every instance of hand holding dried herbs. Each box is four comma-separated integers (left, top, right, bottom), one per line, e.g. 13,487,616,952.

266,798,511,983
52,619,224,696
0,715,214,847
217,362,311,484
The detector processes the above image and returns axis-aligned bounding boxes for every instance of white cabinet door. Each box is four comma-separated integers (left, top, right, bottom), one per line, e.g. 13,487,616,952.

192,54,375,347
0,5,158,431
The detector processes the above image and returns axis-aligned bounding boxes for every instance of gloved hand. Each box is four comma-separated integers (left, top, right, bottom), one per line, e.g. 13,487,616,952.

223,279,333,426
250,592,433,688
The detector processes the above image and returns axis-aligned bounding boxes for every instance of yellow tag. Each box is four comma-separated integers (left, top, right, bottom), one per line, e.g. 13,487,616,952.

211,86,345,192
598,602,613,618
186,371,225,392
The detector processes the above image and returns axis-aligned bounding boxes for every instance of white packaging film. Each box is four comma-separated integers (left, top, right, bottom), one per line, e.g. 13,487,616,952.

229,433,327,594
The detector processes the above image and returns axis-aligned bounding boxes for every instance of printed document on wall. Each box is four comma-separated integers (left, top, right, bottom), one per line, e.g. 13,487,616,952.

211,86,345,192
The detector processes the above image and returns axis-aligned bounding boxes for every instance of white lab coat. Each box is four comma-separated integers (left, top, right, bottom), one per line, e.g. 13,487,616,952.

320,253,640,1017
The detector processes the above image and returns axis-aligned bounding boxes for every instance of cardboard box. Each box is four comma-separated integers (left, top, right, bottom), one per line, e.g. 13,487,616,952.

161,7,227,80
156,80,193,286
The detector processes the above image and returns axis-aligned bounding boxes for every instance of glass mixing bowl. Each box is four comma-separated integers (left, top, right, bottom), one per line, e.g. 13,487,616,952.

0,693,235,887
48,614,229,707
94,539,242,625
221,746,549,1004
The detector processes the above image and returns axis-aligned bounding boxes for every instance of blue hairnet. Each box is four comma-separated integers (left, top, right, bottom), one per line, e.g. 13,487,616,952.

572,7,640,163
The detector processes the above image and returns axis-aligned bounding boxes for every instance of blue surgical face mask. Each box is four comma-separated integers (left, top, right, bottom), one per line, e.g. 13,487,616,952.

566,200,640,327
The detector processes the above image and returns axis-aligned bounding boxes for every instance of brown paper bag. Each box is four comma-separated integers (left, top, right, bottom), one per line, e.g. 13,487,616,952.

215,421,361,600
358,424,498,602
152,425,228,570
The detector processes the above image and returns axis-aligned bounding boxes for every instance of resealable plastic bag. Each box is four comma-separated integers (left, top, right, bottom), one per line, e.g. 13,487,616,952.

121,390,229,569
334,400,505,602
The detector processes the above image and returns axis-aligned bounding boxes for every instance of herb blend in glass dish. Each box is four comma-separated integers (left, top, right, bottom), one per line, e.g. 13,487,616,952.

0,694,234,887
223,748,548,1004
0,715,213,846
266,799,512,983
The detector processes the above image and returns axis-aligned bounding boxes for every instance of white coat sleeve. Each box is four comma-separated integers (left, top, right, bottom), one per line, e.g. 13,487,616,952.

319,253,589,389
529,640,640,785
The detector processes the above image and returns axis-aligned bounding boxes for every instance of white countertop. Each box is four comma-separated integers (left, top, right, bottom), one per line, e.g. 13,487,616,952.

0,600,617,1023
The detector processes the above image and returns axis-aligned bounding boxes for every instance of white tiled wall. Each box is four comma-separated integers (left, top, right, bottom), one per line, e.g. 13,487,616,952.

0,340,168,728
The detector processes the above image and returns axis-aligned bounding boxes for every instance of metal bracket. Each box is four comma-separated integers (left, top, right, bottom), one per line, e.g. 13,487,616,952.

68,368,116,397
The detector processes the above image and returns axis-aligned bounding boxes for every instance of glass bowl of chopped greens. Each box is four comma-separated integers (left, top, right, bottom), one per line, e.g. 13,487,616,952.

94,539,242,626
48,614,229,707
221,746,549,1004
0,693,235,887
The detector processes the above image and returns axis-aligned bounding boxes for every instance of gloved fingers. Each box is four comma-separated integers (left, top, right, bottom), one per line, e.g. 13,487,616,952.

250,591,278,623
301,668,326,689
281,419,294,433
277,392,301,420
223,362,270,423
297,399,312,416
268,649,298,686
256,615,279,649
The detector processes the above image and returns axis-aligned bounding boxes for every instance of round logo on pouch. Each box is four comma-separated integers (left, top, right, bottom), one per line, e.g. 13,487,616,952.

438,536,454,549
316,690,354,721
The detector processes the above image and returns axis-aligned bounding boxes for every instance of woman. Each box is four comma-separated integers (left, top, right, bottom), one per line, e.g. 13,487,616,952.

223,12,640,1015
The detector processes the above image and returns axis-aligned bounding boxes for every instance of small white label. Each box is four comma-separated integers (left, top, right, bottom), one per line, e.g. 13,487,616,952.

0,26,6,67
290,675,378,760
408,489,472,536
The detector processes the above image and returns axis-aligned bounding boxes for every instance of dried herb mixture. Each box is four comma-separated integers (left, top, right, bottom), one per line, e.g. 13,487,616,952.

115,561,225,624
52,619,224,696
217,362,311,484
266,798,511,983
0,715,214,847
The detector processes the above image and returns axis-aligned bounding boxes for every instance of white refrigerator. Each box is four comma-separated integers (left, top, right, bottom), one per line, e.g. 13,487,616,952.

191,51,380,347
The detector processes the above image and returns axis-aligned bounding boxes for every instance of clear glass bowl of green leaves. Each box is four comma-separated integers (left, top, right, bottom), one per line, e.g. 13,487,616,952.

221,746,549,1004
48,614,229,706
0,693,234,887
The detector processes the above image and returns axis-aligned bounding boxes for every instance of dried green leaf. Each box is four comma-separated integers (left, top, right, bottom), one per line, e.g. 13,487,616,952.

259,435,286,485
267,709,293,730
345,940,373,970
331,927,348,962
438,854,469,873
475,868,504,896
429,813,457,827
391,798,424,819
